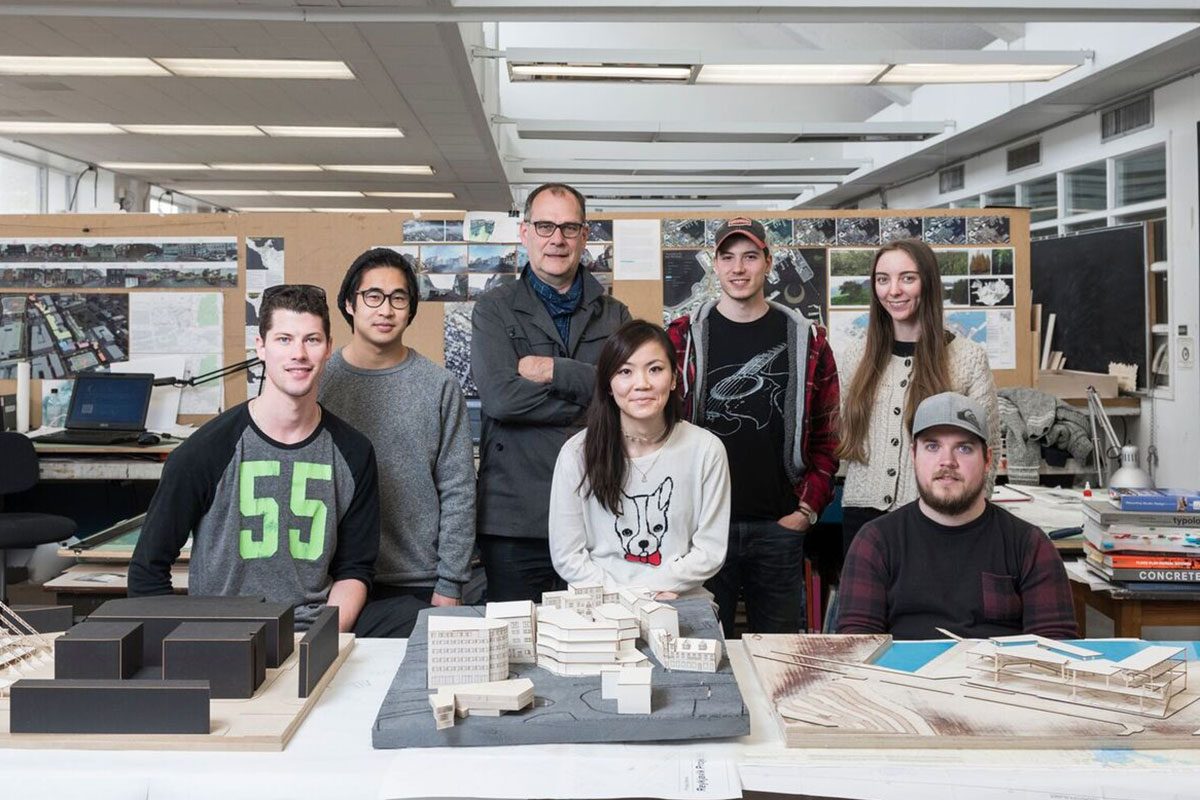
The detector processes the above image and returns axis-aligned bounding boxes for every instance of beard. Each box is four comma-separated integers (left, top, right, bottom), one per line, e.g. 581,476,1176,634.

917,469,987,516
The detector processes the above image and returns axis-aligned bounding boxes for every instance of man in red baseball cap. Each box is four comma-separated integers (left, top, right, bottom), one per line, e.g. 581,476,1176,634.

667,217,840,636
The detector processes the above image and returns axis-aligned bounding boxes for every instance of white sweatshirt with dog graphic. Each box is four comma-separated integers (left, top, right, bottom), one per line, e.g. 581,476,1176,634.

549,421,730,598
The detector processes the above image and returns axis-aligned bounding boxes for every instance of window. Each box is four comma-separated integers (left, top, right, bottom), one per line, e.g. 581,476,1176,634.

1064,161,1106,216
951,196,980,208
983,186,1016,206
1022,176,1057,223
0,153,40,213
1115,146,1166,206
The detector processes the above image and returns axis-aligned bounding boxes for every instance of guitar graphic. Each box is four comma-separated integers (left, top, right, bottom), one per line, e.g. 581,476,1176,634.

704,342,787,435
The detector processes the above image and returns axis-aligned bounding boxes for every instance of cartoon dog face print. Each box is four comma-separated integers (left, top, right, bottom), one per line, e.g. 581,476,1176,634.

614,477,673,567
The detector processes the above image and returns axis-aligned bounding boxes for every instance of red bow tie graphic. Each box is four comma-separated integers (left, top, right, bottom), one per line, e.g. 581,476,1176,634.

625,552,662,566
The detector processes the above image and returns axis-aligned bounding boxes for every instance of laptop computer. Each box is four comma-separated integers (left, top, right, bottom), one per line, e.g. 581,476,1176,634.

31,372,155,446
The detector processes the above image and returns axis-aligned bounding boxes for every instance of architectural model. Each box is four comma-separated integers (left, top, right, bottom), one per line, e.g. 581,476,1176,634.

743,633,1200,749
485,600,536,664
428,678,535,729
0,601,53,698
649,629,722,673
373,598,749,748
427,615,509,689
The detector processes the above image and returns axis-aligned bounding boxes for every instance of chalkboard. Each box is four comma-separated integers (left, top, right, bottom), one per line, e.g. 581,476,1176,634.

1030,224,1146,386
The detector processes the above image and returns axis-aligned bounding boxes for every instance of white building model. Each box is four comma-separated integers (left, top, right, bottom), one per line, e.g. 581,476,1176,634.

486,600,537,664
966,634,1188,717
649,630,722,673
427,616,510,689
429,678,535,730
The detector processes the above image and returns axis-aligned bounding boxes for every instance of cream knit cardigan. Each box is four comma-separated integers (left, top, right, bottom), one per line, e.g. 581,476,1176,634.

840,334,1000,511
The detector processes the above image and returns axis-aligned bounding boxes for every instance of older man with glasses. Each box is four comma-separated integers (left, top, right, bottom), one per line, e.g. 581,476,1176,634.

471,182,631,602
318,248,476,636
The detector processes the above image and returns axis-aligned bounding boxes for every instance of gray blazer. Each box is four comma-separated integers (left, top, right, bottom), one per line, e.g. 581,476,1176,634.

471,268,631,539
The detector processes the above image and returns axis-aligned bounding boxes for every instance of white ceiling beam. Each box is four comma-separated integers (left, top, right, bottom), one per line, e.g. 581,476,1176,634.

978,22,1027,42
2,3,1191,24
496,47,1091,67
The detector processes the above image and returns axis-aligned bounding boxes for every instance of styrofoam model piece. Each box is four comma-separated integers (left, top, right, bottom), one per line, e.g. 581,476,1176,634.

541,583,606,615
0,602,53,697
536,607,648,676
428,678,535,728
614,665,652,714
636,600,679,641
486,600,536,664
649,629,722,673
426,616,509,689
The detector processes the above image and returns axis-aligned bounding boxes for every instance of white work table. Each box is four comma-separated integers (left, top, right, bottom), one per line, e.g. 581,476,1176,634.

2,639,1198,800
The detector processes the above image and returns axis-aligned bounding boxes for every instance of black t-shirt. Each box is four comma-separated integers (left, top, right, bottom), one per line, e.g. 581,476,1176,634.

703,308,793,521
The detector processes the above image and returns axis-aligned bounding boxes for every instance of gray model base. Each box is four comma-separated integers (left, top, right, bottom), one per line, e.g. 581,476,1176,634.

372,598,749,748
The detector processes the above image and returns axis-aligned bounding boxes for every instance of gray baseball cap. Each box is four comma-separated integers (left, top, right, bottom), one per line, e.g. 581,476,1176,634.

912,391,988,441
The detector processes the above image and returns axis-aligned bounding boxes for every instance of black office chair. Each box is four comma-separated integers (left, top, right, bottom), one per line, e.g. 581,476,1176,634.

0,432,76,603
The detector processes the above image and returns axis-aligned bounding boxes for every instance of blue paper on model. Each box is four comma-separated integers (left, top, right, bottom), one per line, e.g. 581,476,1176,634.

1108,488,1200,512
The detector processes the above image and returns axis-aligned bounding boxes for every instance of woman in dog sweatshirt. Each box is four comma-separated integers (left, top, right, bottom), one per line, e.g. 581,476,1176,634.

549,320,730,599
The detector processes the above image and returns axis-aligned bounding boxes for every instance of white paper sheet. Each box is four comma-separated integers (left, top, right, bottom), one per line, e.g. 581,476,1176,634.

613,219,662,280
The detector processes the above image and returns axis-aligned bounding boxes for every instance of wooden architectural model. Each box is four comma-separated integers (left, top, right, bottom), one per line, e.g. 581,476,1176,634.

428,678,535,729
485,600,536,664
743,633,1200,749
426,615,509,689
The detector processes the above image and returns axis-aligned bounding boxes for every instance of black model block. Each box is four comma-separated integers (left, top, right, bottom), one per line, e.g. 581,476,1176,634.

162,621,267,699
298,606,339,698
54,620,143,680
88,595,294,667
4,603,73,633
9,679,210,734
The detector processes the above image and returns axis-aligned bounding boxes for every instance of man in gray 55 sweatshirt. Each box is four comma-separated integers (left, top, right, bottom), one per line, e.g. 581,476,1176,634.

319,248,475,620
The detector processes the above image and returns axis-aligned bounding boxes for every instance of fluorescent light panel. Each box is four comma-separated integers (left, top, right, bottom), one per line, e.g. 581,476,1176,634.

0,122,123,134
236,207,313,212
0,56,169,76
274,190,364,197
121,124,264,136
209,163,322,172
510,63,691,81
696,64,886,84
320,164,434,175
173,189,274,196
880,63,1081,83
259,126,403,138
365,191,456,199
154,58,354,80
101,162,211,170
311,208,391,213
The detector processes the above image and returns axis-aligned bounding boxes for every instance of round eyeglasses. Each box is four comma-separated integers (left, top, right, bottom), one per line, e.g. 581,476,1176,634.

357,289,410,309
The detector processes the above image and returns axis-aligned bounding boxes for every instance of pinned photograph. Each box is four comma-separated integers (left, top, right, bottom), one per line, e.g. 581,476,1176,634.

759,218,794,247
991,248,1014,275
968,215,1011,244
443,302,478,398
0,292,130,379
403,219,446,242
419,272,468,302
970,276,1014,307
793,218,837,246
942,277,971,306
587,220,614,242
662,219,707,248
880,216,923,243
704,219,724,246
420,244,469,274
968,249,993,275
768,247,827,325
467,272,517,299
836,217,880,246
467,244,518,273
830,249,875,276
662,248,719,322
444,220,465,242
934,249,968,275
829,276,873,307
923,216,967,245
581,243,614,272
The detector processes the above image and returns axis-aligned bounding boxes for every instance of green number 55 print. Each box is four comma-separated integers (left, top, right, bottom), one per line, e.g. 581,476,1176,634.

238,460,332,561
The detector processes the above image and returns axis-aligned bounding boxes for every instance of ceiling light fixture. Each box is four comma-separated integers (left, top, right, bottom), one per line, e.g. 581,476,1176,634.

320,165,435,175
209,163,323,172
364,191,456,199
509,63,691,82
273,190,365,197
171,189,274,196
121,125,264,136
153,58,355,80
0,122,124,134
100,162,213,171
0,56,169,77
880,63,1081,83
696,64,886,84
235,207,314,212
259,126,404,138
311,208,391,213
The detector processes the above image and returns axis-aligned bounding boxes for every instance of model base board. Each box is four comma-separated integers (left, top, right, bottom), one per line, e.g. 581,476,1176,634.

373,599,749,748
0,632,354,750
743,634,1200,749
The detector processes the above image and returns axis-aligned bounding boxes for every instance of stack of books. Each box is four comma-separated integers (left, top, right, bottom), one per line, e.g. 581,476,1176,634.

1081,489,1200,589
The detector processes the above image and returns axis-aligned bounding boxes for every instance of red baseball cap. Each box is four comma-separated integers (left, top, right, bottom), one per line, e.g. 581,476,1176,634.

713,217,768,251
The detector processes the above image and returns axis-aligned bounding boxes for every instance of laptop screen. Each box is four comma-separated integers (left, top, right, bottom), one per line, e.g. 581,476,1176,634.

66,372,154,431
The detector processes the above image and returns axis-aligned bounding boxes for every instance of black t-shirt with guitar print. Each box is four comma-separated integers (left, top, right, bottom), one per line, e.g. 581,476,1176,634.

704,307,793,521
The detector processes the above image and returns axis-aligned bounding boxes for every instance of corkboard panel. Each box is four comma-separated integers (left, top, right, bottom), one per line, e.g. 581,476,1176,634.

0,208,1032,427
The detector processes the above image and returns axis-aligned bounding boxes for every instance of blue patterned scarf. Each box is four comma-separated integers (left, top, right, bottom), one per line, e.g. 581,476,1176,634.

525,266,583,347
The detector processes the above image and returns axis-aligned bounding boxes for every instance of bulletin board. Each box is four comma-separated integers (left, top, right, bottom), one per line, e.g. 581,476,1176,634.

0,208,1032,426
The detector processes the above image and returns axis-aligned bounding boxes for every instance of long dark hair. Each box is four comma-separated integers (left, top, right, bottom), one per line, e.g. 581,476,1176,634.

836,238,952,463
581,320,683,513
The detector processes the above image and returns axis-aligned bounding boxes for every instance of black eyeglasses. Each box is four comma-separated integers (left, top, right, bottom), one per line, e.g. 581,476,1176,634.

357,288,410,310
527,220,586,239
262,283,327,301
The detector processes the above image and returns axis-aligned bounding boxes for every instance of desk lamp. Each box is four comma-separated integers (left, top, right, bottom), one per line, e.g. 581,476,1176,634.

1086,385,1154,490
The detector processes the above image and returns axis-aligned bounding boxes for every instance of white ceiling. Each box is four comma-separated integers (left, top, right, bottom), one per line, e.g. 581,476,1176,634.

0,2,1197,212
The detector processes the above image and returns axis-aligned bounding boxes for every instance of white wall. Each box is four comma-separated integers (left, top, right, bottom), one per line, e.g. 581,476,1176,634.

862,75,1200,487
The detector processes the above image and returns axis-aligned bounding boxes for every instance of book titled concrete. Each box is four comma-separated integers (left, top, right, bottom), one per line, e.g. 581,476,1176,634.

372,598,749,748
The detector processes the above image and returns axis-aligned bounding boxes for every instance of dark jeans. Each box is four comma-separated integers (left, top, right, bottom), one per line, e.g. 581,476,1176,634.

352,594,428,638
841,506,888,561
478,534,565,603
706,519,806,637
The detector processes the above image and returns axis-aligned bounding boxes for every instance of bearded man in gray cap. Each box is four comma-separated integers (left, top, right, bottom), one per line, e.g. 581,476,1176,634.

837,391,1077,640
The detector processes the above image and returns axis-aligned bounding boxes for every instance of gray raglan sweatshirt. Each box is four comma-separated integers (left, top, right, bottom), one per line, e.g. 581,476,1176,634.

319,348,476,598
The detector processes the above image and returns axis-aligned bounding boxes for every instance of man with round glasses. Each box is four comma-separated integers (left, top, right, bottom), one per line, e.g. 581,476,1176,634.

319,248,475,634
472,182,631,601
